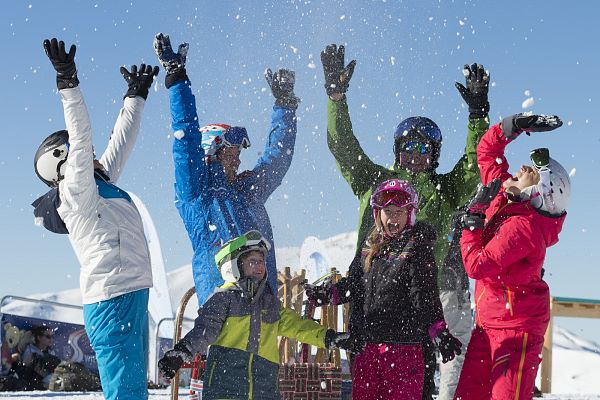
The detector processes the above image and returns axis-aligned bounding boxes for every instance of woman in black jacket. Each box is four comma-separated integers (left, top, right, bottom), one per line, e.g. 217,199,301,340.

307,179,462,400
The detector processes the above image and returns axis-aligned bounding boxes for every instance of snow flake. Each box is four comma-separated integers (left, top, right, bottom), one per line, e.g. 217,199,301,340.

569,168,576,177
208,224,217,231
522,97,535,109
495,157,503,165
174,130,185,140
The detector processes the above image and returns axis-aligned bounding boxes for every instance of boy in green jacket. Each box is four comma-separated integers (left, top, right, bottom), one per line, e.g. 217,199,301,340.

321,44,490,400
158,231,348,400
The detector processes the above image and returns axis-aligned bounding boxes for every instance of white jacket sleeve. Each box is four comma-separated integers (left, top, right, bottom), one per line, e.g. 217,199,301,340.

59,87,98,213
99,96,145,183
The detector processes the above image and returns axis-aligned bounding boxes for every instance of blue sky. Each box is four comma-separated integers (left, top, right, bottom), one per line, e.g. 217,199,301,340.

2,1,600,341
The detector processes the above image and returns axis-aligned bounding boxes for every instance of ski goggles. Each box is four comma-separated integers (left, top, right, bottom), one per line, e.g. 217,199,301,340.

399,140,430,155
530,148,550,170
371,190,414,209
222,126,251,149
215,230,271,267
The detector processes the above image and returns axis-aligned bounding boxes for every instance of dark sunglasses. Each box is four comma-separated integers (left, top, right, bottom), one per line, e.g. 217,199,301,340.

530,148,550,169
400,140,430,155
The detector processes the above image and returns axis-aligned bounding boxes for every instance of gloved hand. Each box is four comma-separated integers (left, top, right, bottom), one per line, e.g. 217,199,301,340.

501,114,563,140
265,68,300,110
153,33,189,89
455,63,490,119
435,328,462,364
459,179,502,230
120,64,160,100
43,38,79,90
324,329,351,350
304,282,332,306
158,342,193,380
321,44,356,97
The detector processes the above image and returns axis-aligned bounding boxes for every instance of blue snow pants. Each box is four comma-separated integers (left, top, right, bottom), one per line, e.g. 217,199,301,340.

83,289,149,400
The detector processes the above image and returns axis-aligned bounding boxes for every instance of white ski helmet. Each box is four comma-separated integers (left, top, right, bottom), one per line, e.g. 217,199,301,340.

34,130,69,187
522,148,571,216
214,230,271,283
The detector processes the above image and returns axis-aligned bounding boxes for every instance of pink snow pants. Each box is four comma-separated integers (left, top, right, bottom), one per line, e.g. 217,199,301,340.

454,327,544,400
352,342,424,400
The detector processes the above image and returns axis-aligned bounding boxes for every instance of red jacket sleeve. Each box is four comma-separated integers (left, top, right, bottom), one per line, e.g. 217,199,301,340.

477,124,514,185
460,216,539,280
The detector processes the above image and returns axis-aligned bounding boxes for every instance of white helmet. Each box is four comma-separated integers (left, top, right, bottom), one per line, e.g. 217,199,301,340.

214,230,271,283
34,130,69,187
522,148,571,216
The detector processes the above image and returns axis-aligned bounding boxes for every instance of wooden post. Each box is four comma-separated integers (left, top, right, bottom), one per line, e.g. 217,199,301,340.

315,268,342,367
541,314,553,394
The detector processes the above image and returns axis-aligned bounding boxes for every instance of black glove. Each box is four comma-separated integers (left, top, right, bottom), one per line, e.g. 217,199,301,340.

43,38,79,90
265,68,300,110
153,33,189,89
158,342,193,380
501,113,563,140
321,44,356,97
324,329,351,350
304,283,332,306
436,328,462,364
120,64,160,100
459,179,502,230
455,63,490,119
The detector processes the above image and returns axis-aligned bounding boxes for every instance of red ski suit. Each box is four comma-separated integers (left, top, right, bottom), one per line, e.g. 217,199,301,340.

454,124,566,400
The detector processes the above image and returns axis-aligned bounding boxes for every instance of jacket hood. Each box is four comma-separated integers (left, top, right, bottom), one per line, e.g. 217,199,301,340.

502,200,566,248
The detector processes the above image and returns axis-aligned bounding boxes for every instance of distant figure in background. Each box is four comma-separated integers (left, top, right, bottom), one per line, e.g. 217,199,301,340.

454,114,569,400
154,33,299,306
22,326,61,389
33,38,158,400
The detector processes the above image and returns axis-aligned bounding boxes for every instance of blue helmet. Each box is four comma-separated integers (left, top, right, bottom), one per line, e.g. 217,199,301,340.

393,116,442,169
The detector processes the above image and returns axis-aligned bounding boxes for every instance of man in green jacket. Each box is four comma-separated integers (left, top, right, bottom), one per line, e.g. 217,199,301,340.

321,44,490,400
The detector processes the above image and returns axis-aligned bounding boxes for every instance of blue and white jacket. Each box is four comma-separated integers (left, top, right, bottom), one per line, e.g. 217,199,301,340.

169,80,297,305
56,87,153,304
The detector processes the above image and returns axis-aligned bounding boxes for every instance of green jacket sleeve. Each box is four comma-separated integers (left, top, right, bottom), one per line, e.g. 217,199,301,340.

439,116,489,208
327,98,389,197
277,307,327,348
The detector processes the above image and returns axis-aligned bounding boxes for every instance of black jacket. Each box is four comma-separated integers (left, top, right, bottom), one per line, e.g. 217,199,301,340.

335,222,444,344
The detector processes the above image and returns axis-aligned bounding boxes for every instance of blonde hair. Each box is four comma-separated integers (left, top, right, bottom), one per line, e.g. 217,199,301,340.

363,215,390,273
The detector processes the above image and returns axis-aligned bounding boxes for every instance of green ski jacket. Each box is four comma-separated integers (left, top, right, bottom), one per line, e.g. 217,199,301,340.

327,98,489,277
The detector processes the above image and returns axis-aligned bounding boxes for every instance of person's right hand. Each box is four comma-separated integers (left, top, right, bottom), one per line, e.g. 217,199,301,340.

43,38,79,90
120,64,160,100
321,44,356,97
158,343,193,380
304,282,332,306
501,114,562,139
153,33,189,88
265,68,300,109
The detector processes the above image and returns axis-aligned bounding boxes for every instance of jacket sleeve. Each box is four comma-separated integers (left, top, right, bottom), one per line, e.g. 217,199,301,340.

476,123,514,185
58,87,99,213
439,117,489,207
98,96,145,183
278,306,328,348
333,252,363,305
247,106,297,204
410,243,445,331
460,216,540,280
169,80,207,202
327,98,388,197
179,292,229,355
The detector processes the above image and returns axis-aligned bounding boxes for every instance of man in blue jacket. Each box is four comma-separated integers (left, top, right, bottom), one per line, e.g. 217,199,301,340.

154,33,299,305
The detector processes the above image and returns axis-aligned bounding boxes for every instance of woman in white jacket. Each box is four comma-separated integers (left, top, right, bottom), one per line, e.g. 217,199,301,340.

33,38,158,400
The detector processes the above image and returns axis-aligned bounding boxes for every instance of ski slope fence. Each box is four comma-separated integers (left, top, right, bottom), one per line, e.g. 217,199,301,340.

541,296,600,393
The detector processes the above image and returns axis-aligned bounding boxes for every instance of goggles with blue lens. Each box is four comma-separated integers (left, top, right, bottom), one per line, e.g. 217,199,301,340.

400,140,430,155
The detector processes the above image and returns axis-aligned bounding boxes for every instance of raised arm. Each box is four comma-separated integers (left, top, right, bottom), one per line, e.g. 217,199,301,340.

440,63,490,206
43,39,96,211
154,33,207,202
245,68,300,203
99,64,159,183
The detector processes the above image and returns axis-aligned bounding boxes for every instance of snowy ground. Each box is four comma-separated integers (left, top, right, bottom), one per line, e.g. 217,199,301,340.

0,389,598,399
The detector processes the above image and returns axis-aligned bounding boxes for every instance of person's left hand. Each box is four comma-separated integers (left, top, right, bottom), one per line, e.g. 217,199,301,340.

455,63,490,119
43,38,79,90
324,329,351,350
120,64,160,100
436,328,463,363
265,68,300,110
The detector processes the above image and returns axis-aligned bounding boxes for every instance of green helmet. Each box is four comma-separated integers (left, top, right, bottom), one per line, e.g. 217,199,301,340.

215,230,271,282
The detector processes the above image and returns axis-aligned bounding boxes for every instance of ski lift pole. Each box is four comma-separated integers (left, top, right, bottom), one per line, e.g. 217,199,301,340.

171,286,197,400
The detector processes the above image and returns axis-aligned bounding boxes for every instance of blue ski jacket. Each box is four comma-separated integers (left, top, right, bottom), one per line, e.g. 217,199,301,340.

169,80,297,305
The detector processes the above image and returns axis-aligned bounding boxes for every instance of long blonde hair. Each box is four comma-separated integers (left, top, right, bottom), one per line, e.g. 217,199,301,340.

363,218,390,273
